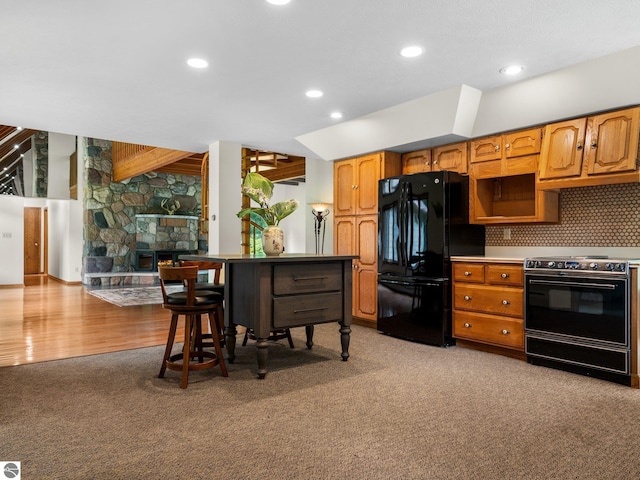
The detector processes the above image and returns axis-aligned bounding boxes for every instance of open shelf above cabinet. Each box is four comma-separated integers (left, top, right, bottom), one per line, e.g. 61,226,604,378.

470,173,559,224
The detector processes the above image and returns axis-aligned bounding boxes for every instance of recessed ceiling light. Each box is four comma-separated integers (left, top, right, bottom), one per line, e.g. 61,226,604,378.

187,58,208,69
306,90,323,98
400,46,424,58
266,0,291,5
330,112,343,119
499,64,525,75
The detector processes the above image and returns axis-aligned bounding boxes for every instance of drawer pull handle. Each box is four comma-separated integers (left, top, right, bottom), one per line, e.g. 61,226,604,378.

464,271,472,276
294,276,329,282
501,273,509,279
464,323,472,328
294,307,329,314
464,295,472,301
502,300,510,305
501,329,510,335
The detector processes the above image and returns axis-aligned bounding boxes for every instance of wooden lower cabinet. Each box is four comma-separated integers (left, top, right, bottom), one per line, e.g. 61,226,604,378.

452,260,524,351
334,214,379,324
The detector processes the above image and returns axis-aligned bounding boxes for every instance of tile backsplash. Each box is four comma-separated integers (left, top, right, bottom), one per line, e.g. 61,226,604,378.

486,183,640,247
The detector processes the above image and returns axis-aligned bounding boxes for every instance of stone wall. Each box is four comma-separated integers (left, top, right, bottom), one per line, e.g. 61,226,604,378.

82,138,203,274
135,214,199,251
33,131,48,198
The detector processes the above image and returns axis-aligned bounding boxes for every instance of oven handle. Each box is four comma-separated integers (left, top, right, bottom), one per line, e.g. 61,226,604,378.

528,279,617,290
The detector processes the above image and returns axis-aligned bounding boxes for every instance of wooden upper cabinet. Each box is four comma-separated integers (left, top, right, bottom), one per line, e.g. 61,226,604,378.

471,128,542,164
333,151,401,216
538,117,587,180
586,108,640,175
505,129,542,158
538,106,640,189
470,128,542,180
401,149,431,174
401,142,468,175
432,142,468,174
470,135,502,163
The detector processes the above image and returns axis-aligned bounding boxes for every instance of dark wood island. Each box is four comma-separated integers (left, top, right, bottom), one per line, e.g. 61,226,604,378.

180,253,357,378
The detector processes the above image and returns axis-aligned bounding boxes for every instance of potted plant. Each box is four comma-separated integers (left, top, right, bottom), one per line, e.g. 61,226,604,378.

236,172,299,255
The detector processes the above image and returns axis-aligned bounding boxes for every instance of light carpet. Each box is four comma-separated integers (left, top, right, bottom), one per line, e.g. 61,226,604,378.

85,285,183,307
2,323,640,479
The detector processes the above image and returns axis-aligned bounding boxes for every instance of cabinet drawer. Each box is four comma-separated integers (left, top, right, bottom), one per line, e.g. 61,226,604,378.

486,264,523,287
273,292,343,328
454,284,523,318
273,263,342,295
453,263,485,283
453,311,524,350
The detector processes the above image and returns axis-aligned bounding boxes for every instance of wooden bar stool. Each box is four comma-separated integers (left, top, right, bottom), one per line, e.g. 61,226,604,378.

157,265,228,388
180,260,225,346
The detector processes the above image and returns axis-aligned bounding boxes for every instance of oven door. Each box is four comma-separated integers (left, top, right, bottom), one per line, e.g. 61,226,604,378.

525,273,628,346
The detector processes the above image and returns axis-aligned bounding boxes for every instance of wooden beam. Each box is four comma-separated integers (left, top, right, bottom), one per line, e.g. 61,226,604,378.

112,144,197,181
260,159,306,182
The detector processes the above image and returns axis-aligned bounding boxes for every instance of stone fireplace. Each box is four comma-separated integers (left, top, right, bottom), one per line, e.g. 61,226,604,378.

134,214,199,271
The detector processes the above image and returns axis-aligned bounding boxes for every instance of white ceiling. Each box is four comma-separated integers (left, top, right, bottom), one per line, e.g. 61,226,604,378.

2,0,640,160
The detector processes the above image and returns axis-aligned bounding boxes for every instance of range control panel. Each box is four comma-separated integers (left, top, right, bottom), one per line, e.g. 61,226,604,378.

524,257,629,275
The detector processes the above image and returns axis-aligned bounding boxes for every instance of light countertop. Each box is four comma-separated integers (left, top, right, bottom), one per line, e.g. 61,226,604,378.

451,256,524,264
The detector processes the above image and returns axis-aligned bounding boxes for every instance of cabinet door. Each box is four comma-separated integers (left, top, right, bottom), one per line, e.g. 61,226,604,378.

402,149,431,174
585,107,640,176
333,159,356,216
539,117,587,179
334,216,356,255
354,215,378,321
334,216,357,318
355,153,381,215
505,128,542,158
432,142,468,174
470,135,502,163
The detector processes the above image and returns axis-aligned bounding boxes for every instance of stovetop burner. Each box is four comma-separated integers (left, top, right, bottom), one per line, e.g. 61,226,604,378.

524,255,630,275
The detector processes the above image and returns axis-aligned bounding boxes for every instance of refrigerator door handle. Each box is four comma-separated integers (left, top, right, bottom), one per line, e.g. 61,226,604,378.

399,182,408,268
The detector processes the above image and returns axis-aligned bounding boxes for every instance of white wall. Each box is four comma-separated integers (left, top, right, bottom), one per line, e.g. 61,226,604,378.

304,158,334,254
44,136,83,283
473,46,640,137
47,132,77,199
209,141,243,255
0,195,25,285
270,182,306,253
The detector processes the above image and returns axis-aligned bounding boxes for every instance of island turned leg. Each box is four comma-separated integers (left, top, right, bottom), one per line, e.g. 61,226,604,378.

305,325,314,349
339,322,351,361
256,337,269,379
224,323,237,364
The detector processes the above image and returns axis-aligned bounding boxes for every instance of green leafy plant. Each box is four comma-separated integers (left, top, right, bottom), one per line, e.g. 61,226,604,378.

236,172,299,227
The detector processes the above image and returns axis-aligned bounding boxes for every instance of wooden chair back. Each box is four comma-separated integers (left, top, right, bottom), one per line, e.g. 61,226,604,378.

180,260,223,285
157,265,198,306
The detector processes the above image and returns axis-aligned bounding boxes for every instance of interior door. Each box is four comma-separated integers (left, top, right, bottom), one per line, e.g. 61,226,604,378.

24,207,41,274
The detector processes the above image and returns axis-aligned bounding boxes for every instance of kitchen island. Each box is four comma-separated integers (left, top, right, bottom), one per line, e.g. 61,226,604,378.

180,253,357,378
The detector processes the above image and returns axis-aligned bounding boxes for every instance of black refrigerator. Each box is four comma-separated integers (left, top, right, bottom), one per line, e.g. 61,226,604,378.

377,171,485,346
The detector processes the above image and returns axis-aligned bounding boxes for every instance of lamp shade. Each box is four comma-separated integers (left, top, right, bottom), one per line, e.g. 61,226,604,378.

309,202,331,213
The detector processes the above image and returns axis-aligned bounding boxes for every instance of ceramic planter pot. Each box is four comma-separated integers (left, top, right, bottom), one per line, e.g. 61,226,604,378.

262,225,284,256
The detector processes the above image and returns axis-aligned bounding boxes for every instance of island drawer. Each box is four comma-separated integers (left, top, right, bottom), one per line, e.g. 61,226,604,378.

273,292,343,328
273,263,342,295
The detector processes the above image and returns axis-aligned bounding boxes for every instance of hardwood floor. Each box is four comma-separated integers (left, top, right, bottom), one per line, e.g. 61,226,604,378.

0,276,177,368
